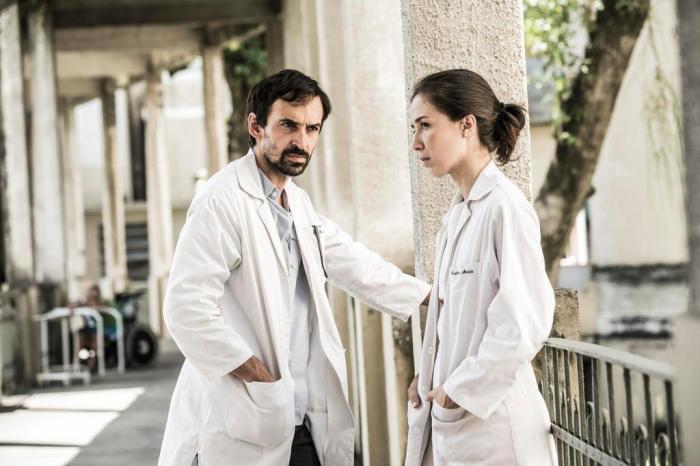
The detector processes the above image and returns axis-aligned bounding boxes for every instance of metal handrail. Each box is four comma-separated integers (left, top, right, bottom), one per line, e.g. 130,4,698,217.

539,338,681,466
546,337,675,381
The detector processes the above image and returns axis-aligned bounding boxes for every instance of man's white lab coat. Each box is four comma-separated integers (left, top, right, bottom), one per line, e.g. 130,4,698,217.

405,162,557,466
158,152,430,466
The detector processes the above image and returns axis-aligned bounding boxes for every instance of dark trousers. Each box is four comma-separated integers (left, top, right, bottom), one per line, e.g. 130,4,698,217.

290,424,321,466
190,425,320,466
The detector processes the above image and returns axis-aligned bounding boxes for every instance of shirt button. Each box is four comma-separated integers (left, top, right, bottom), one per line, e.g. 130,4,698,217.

412,426,421,435
422,385,429,392
427,346,434,354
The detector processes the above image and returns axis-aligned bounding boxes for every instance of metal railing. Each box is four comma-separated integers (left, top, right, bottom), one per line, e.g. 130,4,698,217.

539,338,682,466
34,306,126,386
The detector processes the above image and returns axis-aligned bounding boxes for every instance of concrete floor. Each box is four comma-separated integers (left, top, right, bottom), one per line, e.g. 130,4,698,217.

0,341,184,466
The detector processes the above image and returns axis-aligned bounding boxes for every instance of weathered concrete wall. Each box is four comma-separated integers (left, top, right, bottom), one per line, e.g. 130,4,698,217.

282,2,417,463
0,4,33,284
677,0,700,457
29,2,67,286
590,0,685,267
401,0,532,282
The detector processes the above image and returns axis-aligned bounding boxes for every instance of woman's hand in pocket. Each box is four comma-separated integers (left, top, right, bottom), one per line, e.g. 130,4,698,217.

426,385,458,408
408,374,421,407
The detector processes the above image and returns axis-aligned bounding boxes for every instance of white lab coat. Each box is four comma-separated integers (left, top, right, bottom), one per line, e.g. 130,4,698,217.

405,162,557,466
158,152,430,466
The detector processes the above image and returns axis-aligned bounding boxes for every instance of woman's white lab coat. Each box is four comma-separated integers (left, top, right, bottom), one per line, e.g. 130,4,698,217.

158,152,430,466
405,162,557,466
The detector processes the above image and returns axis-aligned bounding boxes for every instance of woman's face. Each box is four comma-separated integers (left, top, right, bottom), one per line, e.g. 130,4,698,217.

409,93,468,177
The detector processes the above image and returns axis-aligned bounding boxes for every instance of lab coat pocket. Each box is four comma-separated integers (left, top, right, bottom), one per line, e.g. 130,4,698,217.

223,377,294,448
431,403,493,462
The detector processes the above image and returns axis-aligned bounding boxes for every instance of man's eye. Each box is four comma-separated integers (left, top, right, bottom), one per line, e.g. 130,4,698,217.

308,126,320,133
421,122,430,129
282,121,294,128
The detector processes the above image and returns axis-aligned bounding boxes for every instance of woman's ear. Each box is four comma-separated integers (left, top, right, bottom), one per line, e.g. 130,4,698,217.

247,113,264,143
460,114,477,137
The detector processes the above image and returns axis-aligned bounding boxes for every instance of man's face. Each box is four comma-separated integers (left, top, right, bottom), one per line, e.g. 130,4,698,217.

252,97,324,177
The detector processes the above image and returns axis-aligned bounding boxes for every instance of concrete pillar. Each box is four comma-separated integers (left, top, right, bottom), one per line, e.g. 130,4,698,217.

59,100,87,302
100,79,128,297
1,3,33,286
144,68,174,337
29,1,67,292
400,0,532,283
265,15,285,74
202,45,228,176
676,0,700,460
284,2,418,463
337,1,416,464
0,2,39,386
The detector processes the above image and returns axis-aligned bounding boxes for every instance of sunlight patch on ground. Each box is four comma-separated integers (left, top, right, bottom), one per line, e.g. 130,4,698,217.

20,387,145,412
0,386,146,465
0,446,81,466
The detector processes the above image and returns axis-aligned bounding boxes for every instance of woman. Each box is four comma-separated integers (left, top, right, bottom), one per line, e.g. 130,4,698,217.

404,69,557,466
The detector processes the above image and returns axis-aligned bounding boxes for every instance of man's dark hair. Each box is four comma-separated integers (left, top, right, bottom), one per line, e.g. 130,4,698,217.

246,69,332,148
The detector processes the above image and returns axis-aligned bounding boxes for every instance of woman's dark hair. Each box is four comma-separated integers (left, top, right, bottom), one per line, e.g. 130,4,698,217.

411,69,526,164
246,69,332,148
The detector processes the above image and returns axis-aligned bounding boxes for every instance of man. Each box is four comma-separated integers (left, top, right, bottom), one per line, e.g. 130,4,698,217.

158,69,430,466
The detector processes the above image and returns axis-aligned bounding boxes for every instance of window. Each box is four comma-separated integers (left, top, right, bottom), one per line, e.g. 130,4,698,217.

99,222,150,281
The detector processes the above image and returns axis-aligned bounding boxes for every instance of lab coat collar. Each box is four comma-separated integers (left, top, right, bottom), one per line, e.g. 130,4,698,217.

237,149,267,201
445,159,503,212
467,160,502,203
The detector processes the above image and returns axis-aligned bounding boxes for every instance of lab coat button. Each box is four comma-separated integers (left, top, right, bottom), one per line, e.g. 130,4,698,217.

412,426,421,435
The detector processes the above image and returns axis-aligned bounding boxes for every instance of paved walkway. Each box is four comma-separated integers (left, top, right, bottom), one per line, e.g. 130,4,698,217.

0,341,183,466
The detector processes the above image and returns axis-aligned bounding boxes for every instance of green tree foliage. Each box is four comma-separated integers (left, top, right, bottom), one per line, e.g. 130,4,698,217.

223,36,267,159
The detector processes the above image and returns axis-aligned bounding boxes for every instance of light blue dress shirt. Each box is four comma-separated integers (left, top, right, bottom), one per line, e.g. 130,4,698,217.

258,169,312,426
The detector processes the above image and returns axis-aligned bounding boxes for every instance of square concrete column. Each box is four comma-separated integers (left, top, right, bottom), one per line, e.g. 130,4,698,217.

59,99,87,302
29,1,67,290
1,3,33,285
100,80,128,297
1,2,40,385
202,45,228,176
145,68,174,337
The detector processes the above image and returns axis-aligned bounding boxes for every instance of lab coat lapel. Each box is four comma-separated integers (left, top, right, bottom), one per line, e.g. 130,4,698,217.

258,204,288,271
441,193,471,277
236,151,288,271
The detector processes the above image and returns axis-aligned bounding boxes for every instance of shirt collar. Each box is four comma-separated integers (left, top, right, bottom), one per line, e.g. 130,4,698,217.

257,167,282,201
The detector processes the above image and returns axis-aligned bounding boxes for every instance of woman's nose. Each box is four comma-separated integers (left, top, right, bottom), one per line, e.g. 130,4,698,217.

412,133,423,152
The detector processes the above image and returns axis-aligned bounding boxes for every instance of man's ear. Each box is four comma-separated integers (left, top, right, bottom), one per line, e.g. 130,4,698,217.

247,113,264,143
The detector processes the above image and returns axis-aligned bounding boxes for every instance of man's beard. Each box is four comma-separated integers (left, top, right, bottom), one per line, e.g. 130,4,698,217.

261,137,312,177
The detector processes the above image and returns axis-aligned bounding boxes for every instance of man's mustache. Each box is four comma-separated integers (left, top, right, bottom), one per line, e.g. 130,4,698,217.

282,147,310,159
